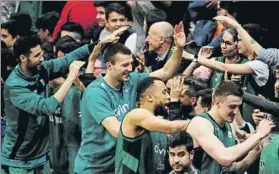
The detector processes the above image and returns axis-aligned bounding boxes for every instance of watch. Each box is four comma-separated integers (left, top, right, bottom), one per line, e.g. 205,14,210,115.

193,54,198,63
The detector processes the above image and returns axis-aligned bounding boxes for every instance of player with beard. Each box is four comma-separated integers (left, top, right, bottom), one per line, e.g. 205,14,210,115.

1,35,91,174
187,81,275,174
168,131,198,174
115,77,189,174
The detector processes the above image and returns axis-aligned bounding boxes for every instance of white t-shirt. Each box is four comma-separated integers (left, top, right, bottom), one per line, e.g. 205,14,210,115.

246,60,269,87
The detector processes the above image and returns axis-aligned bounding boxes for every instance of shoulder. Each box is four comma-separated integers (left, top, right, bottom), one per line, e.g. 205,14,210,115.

187,116,214,135
4,71,27,89
83,79,109,99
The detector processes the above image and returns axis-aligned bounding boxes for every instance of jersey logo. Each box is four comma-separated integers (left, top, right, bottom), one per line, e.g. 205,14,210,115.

114,104,129,117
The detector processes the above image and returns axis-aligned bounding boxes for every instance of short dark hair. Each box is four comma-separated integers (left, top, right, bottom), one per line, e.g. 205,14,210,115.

168,131,194,152
224,28,238,42
1,20,20,38
184,76,208,91
145,9,167,33
183,76,208,97
213,81,243,100
41,41,54,60
61,22,84,40
103,43,131,64
105,3,125,21
94,1,110,7
136,77,163,102
1,48,17,68
10,13,32,37
35,11,60,35
55,36,80,55
13,36,41,60
197,88,213,109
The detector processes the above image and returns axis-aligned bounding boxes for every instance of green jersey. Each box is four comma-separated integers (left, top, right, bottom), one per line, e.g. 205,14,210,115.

115,128,153,174
74,72,149,174
115,125,170,174
2,44,90,169
259,133,279,174
193,113,236,174
49,86,82,174
150,131,171,174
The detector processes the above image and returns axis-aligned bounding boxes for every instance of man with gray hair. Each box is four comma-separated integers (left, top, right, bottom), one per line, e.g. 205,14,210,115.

145,21,175,71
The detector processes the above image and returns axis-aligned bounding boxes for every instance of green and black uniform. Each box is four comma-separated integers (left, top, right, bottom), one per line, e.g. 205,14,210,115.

209,56,256,126
192,113,236,174
259,133,279,174
74,72,149,174
1,44,91,174
49,86,82,174
115,126,170,174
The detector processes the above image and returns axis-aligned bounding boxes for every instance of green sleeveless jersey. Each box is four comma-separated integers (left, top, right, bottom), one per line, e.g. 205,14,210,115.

193,113,236,174
115,127,153,174
210,56,248,88
259,133,279,174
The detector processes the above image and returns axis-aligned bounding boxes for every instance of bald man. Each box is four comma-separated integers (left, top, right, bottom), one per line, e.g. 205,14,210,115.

145,22,175,71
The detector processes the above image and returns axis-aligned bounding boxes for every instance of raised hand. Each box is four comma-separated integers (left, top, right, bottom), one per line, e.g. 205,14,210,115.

214,16,240,29
89,42,102,63
252,109,266,126
170,76,184,102
68,61,86,81
173,22,186,48
256,119,275,139
101,26,129,45
198,46,213,58
135,52,148,72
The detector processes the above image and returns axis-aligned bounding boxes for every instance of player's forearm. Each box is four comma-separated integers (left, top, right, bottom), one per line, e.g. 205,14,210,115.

161,46,183,80
182,61,199,78
169,120,189,133
225,133,262,163
54,76,75,103
229,147,260,174
235,25,263,56
198,58,226,72
86,61,95,73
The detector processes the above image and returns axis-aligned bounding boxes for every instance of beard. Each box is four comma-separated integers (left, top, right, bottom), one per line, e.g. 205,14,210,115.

27,59,41,75
181,104,194,119
154,103,169,119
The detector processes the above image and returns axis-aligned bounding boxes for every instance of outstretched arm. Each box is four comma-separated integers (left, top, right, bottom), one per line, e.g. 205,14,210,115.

214,16,263,57
125,108,188,135
187,116,274,166
150,22,186,81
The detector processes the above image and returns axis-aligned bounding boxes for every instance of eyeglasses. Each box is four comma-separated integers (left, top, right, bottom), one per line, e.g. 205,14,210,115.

221,40,237,47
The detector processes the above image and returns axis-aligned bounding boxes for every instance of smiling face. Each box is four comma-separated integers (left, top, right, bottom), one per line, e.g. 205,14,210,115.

106,52,133,82
22,45,44,74
105,11,126,33
215,95,242,123
145,25,162,52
